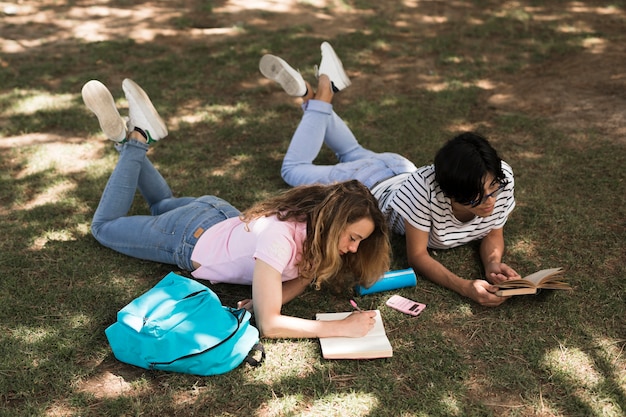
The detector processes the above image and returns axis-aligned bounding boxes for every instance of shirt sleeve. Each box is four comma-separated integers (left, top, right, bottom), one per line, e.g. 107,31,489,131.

252,220,299,274
389,167,436,233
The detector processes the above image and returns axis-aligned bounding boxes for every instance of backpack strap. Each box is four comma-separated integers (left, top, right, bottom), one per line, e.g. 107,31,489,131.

150,306,246,368
243,342,265,367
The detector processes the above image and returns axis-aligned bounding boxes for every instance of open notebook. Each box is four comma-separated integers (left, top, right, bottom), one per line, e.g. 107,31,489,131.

315,310,393,359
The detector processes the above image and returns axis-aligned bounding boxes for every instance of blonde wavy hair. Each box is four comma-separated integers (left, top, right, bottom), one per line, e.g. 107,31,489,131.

240,180,390,293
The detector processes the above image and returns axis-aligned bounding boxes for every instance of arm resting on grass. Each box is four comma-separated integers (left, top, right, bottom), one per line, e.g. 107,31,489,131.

404,221,509,307
236,275,311,312
252,259,376,339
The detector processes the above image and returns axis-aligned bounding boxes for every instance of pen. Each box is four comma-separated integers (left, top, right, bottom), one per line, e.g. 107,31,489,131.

350,299,363,312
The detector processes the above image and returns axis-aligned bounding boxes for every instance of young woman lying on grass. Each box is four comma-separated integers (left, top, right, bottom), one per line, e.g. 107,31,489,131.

81,78,390,339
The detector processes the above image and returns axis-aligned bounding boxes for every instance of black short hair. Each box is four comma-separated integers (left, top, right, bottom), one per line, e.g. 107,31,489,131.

434,132,505,204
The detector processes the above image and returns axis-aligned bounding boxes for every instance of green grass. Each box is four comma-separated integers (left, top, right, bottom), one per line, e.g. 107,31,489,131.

1,0,625,416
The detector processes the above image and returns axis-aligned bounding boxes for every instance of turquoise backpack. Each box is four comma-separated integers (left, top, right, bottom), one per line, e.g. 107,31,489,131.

105,272,264,376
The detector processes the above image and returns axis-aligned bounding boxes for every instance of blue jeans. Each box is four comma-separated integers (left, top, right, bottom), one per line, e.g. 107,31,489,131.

281,100,417,189
91,140,241,270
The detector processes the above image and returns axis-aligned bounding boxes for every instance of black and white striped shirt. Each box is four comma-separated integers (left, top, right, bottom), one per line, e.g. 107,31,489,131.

376,162,516,249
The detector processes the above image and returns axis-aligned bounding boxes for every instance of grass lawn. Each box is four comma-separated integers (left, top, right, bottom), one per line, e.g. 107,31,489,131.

1,1,625,416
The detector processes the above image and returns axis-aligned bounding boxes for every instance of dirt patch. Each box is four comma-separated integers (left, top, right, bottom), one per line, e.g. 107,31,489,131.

487,48,626,141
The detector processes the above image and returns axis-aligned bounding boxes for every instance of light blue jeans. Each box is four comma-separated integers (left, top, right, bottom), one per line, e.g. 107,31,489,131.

91,140,241,270
281,100,417,189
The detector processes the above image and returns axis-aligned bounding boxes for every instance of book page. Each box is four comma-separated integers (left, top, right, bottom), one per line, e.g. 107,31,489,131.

523,267,564,286
495,267,565,289
495,287,538,296
316,310,393,360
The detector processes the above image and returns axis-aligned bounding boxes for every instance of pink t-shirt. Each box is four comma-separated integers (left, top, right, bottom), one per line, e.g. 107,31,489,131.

190,215,307,285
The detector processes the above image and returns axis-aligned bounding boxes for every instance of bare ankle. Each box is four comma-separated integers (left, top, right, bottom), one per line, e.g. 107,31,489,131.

127,129,147,143
314,75,334,103
302,82,315,102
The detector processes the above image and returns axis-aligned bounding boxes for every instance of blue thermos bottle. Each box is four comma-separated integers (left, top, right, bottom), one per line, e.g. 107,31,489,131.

355,268,417,296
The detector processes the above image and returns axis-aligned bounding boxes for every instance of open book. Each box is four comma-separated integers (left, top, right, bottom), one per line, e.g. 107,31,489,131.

494,267,571,296
315,310,392,359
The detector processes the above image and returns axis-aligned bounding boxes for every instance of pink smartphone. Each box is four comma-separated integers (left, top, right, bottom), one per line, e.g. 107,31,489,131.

385,295,426,317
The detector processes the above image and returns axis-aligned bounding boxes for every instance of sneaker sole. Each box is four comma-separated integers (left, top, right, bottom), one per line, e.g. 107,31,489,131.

259,55,306,97
320,42,352,91
81,80,127,142
122,79,168,141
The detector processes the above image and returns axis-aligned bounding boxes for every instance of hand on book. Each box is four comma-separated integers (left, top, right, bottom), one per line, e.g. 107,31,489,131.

316,310,393,359
466,279,510,307
493,267,570,297
485,262,521,284
342,310,377,338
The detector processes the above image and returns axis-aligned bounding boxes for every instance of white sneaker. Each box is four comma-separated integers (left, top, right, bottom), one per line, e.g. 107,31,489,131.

81,80,127,142
122,78,168,143
317,41,351,92
259,54,307,97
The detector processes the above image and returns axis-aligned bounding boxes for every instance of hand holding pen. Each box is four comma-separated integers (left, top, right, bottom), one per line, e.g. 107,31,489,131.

348,299,376,335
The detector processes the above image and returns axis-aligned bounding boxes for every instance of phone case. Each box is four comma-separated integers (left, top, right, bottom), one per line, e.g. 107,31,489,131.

385,295,426,316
